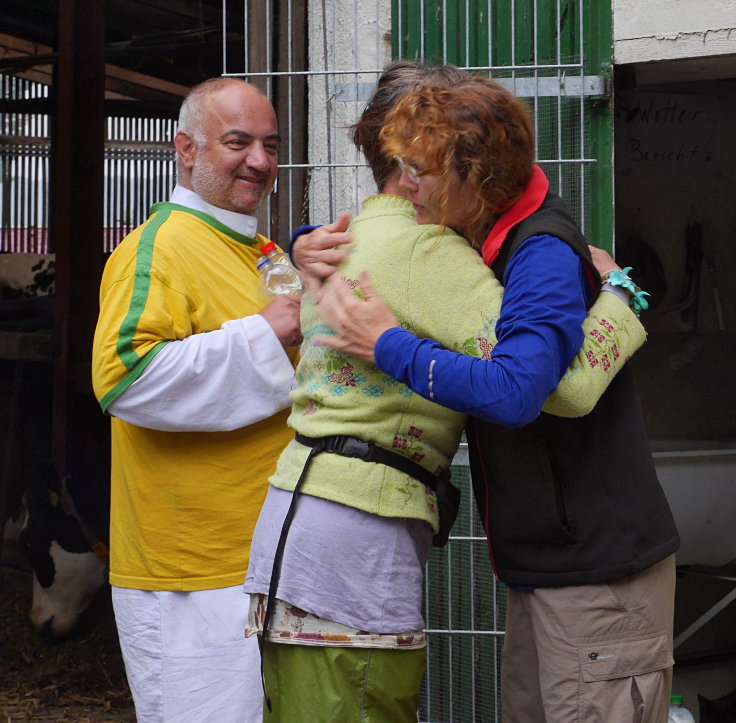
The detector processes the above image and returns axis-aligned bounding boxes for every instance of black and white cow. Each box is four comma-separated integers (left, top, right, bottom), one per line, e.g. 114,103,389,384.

0,252,55,299
0,253,55,331
19,471,108,637
3,466,109,639
1,347,110,638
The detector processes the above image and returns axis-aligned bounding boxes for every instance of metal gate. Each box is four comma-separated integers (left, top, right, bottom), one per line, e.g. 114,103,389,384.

227,2,613,720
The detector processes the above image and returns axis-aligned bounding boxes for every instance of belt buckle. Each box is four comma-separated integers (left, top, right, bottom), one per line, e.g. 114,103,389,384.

334,435,371,461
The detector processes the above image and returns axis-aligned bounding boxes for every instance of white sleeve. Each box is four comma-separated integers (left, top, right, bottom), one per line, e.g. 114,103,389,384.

107,314,297,432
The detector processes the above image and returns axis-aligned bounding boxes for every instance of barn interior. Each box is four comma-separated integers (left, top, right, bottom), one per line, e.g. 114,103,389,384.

0,0,249,551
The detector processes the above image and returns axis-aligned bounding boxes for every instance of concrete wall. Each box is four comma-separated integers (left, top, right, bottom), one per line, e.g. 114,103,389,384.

306,0,392,223
613,0,736,65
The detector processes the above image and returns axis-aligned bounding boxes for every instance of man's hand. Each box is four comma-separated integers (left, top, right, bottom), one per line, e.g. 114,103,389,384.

258,294,303,347
312,271,398,363
588,244,621,278
292,212,352,280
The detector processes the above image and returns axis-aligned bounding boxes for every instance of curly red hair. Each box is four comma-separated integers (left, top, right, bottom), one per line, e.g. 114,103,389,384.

380,77,535,247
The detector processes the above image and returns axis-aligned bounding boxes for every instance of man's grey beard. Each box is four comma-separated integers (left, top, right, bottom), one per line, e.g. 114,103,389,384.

191,157,261,214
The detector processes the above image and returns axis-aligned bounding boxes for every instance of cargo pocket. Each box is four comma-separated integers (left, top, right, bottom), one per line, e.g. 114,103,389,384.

578,634,673,683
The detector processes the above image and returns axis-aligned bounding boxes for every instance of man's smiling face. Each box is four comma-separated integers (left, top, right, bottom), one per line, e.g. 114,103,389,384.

189,83,280,214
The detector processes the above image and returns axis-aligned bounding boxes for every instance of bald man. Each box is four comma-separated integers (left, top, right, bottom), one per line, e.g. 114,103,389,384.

92,78,301,723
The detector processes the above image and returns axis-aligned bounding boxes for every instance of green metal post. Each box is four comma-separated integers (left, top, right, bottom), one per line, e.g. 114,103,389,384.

584,0,614,251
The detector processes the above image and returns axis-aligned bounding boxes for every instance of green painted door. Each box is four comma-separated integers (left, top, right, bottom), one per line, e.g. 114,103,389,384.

392,0,613,250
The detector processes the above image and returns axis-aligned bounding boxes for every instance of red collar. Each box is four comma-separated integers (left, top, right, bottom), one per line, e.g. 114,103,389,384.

481,164,549,267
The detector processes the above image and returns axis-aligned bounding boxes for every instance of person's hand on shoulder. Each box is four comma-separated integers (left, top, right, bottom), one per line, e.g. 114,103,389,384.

588,244,621,277
292,212,352,281
258,294,303,348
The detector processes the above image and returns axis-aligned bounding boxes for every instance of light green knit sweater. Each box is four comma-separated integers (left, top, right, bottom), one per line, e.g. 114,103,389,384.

270,195,646,531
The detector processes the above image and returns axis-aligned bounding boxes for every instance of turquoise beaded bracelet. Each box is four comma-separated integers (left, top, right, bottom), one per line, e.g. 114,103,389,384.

603,266,650,317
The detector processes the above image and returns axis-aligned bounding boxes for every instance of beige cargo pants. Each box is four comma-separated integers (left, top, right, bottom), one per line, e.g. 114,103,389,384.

501,555,676,723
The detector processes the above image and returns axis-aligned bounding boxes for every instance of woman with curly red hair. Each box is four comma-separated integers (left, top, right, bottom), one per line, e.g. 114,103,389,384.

313,75,678,722
381,78,536,248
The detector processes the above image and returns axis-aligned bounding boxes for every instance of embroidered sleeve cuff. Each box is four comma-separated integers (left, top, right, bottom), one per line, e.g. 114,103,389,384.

601,283,630,304
542,291,647,417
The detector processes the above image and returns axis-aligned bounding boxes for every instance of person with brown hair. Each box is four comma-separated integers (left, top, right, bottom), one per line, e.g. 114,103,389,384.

247,64,653,721
309,75,679,722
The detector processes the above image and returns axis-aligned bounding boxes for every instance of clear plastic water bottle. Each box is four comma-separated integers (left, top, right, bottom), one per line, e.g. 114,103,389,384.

668,694,696,723
256,241,303,298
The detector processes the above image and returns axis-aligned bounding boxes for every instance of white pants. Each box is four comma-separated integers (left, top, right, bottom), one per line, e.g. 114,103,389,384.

112,585,262,723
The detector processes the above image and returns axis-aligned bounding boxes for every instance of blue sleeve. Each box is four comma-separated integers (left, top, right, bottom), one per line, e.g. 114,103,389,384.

374,235,589,427
288,224,321,267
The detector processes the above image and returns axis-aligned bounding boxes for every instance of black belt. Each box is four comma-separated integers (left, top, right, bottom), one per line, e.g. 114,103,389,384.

294,433,440,491
259,433,458,712
292,432,460,547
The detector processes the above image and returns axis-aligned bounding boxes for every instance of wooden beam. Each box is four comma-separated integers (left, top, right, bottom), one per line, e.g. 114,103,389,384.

104,63,189,100
0,32,189,101
245,0,270,94
273,0,308,245
51,0,108,483
246,0,271,233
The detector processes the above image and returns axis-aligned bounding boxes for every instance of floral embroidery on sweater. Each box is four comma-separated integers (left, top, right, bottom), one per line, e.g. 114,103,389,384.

460,336,495,359
452,316,497,360
581,313,627,371
389,426,442,515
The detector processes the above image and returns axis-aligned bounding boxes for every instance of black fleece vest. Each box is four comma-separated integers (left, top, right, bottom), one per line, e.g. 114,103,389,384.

467,192,679,587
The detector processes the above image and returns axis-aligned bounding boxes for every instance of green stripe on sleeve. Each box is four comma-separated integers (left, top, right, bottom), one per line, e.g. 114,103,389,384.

115,208,170,370
99,339,171,414
101,202,258,414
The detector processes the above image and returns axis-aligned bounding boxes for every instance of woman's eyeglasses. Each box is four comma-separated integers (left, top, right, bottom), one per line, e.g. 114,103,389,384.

394,157,422,184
